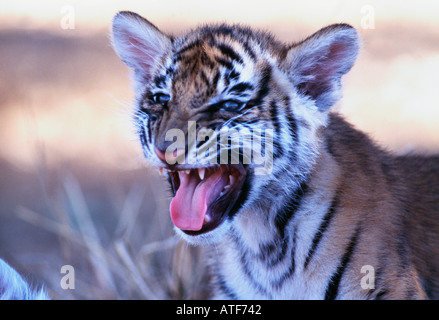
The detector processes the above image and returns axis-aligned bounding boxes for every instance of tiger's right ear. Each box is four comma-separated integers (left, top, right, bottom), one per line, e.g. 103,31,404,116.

111,11,171,79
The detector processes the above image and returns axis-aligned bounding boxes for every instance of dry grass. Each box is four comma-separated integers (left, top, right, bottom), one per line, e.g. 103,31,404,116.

12,165,209,299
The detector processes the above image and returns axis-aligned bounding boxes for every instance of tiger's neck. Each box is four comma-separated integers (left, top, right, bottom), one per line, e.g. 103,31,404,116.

210,147,342,299
236,145,340,248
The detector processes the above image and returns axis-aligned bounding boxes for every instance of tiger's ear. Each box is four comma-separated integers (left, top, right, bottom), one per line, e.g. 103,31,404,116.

286,24,359,111
111,11,171,80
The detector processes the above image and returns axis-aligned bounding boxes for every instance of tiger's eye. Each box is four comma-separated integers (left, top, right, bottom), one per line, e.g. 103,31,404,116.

153,93,170,106
220,100,243,111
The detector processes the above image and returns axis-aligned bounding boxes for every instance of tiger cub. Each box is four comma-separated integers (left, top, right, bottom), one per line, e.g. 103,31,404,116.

111,11,439,299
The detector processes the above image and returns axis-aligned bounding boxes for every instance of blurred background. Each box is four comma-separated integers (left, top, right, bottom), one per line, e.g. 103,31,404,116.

0,0,438,299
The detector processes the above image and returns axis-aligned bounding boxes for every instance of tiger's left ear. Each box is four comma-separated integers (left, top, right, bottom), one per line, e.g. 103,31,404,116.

285,24,359,111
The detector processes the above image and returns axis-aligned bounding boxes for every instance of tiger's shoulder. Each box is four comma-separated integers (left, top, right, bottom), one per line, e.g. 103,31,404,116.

321,112,439,299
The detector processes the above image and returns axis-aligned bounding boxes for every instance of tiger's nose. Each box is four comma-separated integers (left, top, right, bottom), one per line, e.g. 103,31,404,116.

155,147,185,164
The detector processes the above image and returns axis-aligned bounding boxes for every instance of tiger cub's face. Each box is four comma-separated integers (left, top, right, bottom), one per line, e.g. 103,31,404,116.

112,11,359,244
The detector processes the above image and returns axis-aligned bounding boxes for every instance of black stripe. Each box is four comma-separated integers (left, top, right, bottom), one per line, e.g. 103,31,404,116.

239,39,257,61
228,82,254,95
274,181,308,245
213,24,235,38
283,96,298,142
258,234,288,268
229,70,240,81
176,39,201,58
136,111,148,146
227,171,252,219
167,173,176,196
231,231,273,299
240,251,272,298
165,66,174,75
269,100,281,136
268,101,283,160
246,65,271,109
212,70,221,88
215,273,239,299
271,228,297,290
374,289,389,300
217,43,244,64
147,123,152,144
223,70,241,88
258,241,278,262
154,74,167,89
304,193,339,270
324,226,361,300
138,123,148,146
200,71,210,87
138,110,153,145
215,56,234,70
199,50,216,70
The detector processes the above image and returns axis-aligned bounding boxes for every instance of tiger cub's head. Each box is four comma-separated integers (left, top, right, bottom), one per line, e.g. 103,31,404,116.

111,11,359,244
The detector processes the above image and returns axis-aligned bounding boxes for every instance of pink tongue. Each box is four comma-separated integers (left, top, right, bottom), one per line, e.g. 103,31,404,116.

170,169,228,231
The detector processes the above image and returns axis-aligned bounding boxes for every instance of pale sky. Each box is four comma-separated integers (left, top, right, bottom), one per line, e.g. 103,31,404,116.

1,0,438,32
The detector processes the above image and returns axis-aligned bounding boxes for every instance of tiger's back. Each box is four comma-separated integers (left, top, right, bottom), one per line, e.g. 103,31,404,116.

322,114,439,299
395,154,439,298
111,12,439,299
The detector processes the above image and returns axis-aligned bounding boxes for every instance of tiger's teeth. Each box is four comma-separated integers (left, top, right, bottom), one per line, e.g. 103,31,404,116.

229,175,236,186
185,170,191,174
204,214,212,224
198,168,206,180
224,185,231,190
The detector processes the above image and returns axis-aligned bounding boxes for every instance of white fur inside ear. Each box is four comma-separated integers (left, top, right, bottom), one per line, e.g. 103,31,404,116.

286,24,359,111
111,11,171,77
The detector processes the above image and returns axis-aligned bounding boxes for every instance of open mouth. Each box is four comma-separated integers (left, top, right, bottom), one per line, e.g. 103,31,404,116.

161,164,247,235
